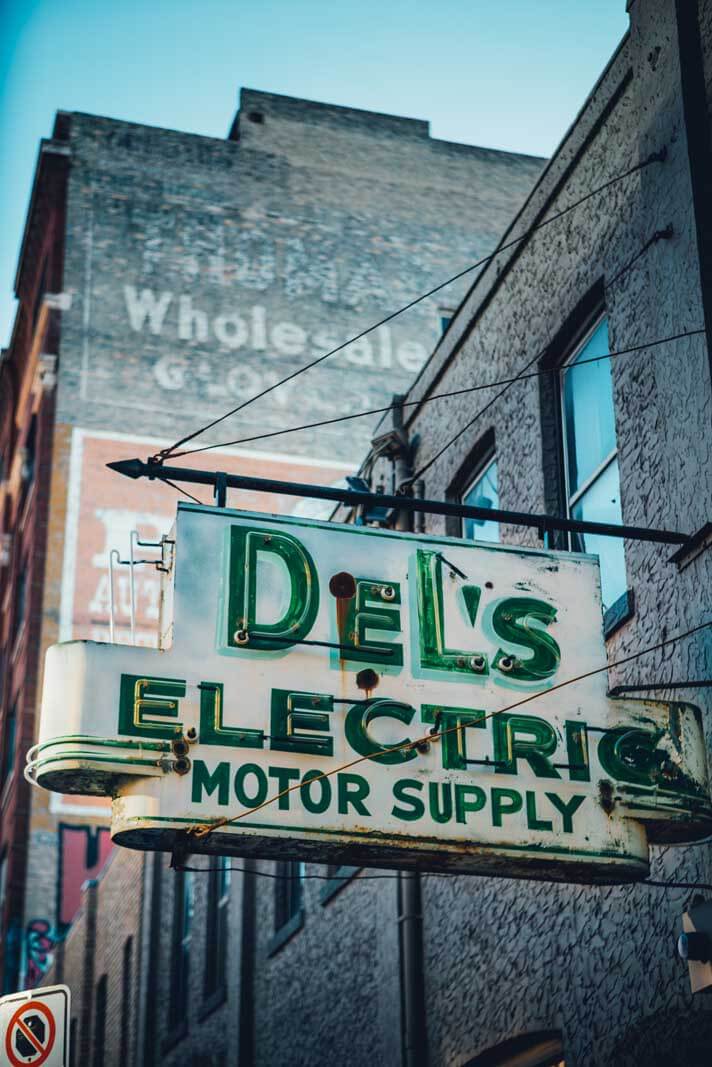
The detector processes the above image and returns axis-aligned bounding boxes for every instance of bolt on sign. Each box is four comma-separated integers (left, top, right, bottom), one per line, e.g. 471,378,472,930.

31,505,712,882
0,985,70,1067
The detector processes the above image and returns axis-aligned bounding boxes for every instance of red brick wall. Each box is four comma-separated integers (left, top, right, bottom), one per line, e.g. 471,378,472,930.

44,846,145,1065
0,141,67,987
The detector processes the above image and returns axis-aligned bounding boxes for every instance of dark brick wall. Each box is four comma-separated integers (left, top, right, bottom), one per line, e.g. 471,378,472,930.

44,849,145,1066
53,91,544,462
0,141,67,991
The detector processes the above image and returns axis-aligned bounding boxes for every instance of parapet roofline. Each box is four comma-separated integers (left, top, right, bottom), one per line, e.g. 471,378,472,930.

238,86,431,136
233,87,546,161
12,137,70,299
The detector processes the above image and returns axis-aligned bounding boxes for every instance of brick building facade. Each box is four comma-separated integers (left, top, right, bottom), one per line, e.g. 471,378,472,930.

0,86,543,998
39,2,712,1065
0,135,69,991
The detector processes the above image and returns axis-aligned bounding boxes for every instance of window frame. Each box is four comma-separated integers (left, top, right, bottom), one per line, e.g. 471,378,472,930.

268,860,304,956
558,315,618,521
558,314,632,630
439,306,455,335
460,449,499,543
0,697,18,797
463,1029,565,1067
444,428,496,539
120,936,133,1063
320,865,360,905
93,973,107,1067
202,856,230,1014
0,849,8,919
167,868,193,1039
69,1018,78,1067
12,566,28,649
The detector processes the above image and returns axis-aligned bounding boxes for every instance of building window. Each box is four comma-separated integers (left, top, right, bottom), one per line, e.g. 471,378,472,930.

31,259,48,332
0,850,7,917
462,452,499,543
120,937,133,1062
269,861,304,955
93,974,107,1067
320,865,360,905
464,1029,564,1066
1,699,17,791
69,1018,77,1067
560,317,626,614
168,869,193,1029
13,568,27,645
21,414,37,491
439,307,455,334
204,857,230,1005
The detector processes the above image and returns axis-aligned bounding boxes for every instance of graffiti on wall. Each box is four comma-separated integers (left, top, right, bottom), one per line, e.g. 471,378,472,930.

22,826,113,986
25,919,56,987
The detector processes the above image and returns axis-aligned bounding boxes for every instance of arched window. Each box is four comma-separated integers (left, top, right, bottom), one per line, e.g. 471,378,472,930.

464,1030,565,1067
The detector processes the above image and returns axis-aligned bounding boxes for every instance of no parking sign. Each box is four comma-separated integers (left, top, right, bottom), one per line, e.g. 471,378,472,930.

0,986,69,1066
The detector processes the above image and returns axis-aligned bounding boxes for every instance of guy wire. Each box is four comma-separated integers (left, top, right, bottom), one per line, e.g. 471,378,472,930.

175,864,712,893
167,327,703,459
154,150,666,463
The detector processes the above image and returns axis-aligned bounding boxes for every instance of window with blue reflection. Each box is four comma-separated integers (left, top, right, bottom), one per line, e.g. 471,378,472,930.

562,317,625,613
462,456,499,543
169,868,193,1025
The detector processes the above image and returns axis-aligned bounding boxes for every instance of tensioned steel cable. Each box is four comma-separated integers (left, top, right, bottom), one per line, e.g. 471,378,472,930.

408,323,702,486
166,327,702,459
176,864,712,892
163,477,203,505
154,150,667,464
604,226,672,291
189,618,711,840
335,227,677,508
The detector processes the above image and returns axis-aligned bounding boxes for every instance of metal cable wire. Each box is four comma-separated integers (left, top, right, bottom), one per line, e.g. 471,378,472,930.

166,327,703,460
176,864,712,892
154,151,666,464
163,477,203,505
407,325,702,486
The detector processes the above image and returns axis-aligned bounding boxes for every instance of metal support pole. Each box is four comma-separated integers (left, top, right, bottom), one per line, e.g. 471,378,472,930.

106,458,693,548
129,531,138,644
108,549,120,643
215,472,228,508
398,871,428,1067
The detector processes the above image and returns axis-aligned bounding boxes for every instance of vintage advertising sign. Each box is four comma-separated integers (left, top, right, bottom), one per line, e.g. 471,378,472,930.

0,985,70,1067
31,504,712,882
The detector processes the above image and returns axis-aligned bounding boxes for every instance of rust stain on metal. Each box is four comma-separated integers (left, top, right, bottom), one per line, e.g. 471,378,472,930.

599,778,615,815
330,571,356,691
329,571,357,599
356,668,379,696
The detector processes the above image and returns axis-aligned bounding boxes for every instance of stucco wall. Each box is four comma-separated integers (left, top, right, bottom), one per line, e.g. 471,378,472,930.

370,2,712,1062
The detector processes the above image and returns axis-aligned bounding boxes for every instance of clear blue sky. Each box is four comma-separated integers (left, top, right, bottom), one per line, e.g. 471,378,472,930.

0,0,628,347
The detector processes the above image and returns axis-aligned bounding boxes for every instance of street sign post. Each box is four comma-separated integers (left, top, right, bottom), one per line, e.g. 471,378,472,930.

0,986,70,1067
29,504,712,882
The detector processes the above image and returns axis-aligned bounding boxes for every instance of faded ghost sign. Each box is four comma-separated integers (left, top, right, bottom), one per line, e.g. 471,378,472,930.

32,505,712,882
122,285,427,426
63,182,444,462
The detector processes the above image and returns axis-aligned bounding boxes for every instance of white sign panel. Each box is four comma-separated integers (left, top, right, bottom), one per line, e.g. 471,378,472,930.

32,505,712,882
0,985,70,1067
